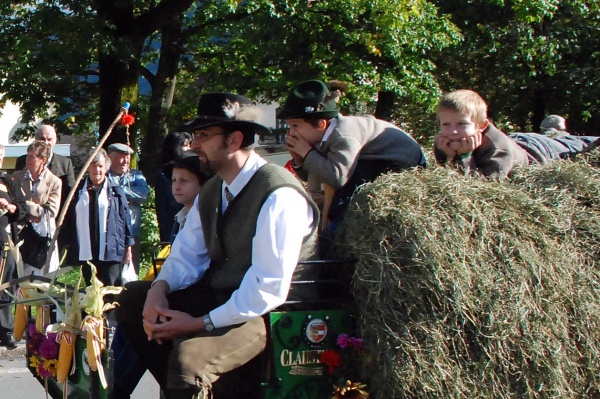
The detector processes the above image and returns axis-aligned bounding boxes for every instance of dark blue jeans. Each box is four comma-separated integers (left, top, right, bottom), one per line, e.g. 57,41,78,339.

111,324,147,396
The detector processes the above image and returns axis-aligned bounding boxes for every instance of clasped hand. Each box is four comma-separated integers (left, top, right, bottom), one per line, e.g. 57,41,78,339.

434,132,482,160
142,285,199,344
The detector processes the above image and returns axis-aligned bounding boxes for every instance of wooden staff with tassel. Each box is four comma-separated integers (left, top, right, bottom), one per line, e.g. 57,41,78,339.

40,102,132,275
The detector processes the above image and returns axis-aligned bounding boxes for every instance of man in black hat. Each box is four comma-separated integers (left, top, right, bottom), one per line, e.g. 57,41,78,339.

115,93,319,399
279,79,426,231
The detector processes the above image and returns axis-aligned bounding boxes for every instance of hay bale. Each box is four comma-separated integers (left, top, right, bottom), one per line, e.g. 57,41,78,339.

334,164,600,399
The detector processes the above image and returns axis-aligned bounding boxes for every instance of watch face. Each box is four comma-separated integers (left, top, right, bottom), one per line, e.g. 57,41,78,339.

204,316,214,331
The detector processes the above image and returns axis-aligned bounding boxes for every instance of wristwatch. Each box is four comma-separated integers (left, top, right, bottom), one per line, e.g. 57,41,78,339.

202,314,215,332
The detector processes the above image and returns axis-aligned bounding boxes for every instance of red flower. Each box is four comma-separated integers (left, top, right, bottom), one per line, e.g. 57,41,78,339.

120,114,135,126
284,159,296,175
320,349,342,373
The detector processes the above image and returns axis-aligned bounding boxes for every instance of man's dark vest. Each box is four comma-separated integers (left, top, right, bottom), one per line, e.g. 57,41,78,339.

198,163,319,295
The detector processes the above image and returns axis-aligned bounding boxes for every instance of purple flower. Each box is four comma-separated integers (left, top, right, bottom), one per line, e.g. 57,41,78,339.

39,334,59,360
337,334,364,351
37,361,53,378
28,323,37,336
27,331,44,356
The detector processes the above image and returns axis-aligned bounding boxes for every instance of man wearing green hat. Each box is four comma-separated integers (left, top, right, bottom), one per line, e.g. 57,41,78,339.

278,79,426,230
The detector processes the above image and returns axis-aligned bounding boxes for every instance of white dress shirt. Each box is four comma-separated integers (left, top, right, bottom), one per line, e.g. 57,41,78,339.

156,151,315,328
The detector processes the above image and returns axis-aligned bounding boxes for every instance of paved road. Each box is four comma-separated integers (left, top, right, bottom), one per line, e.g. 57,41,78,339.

0,343,160,398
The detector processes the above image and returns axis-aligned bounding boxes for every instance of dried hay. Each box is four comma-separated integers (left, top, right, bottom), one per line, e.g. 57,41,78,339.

333,159,600,399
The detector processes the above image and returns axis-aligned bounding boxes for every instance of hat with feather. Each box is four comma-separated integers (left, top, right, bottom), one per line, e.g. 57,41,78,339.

179,93,270,136
276,80,340,120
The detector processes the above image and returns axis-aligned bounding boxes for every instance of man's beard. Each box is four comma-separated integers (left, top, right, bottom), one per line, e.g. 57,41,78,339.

196,150,217,175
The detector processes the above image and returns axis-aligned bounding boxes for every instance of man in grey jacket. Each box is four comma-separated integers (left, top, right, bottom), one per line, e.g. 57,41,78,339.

279,79,426,229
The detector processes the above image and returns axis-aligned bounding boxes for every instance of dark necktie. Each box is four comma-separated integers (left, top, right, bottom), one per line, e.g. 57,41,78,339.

225,186,234,203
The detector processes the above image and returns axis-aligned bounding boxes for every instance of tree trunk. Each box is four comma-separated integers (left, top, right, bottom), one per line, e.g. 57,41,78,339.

374,91,396,121
140,16,185,186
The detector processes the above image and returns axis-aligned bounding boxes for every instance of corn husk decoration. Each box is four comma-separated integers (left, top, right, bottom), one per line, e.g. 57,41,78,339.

46,274,85,389
36,305,51,333
78,263,123,388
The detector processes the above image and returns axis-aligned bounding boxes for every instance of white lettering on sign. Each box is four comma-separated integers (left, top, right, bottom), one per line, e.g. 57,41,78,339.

280,349,325,367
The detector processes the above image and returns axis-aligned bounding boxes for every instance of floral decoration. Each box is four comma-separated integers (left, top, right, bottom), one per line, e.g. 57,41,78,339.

319,333,370,399
120,113,135,126
27,323,60,379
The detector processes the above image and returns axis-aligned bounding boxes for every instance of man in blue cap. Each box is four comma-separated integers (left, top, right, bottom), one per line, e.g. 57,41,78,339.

106,143,149,273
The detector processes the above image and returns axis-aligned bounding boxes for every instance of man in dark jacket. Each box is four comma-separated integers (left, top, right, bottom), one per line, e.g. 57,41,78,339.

63,148,134,286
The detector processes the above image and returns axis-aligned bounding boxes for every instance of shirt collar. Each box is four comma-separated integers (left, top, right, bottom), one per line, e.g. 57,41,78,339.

321,117,337,144
175,206,191,225
222,151,266,199
24,168,45,181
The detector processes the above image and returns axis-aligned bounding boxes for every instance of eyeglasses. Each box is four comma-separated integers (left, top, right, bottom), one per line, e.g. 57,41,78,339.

192,131,227,142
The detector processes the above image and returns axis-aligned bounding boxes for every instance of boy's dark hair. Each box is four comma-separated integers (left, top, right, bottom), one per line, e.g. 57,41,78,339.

162,131,192,164
302,118,327,128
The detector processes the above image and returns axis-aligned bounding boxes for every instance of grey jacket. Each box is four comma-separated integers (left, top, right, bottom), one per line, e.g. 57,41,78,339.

434,123,530,180
296,115,426,189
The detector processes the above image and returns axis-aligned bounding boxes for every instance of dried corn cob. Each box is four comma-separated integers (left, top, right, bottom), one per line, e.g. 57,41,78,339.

13,303,29,341
35,305,50,333
13,288,30,341
56,331,75,383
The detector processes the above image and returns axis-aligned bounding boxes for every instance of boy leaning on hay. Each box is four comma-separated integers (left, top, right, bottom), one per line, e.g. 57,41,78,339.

279,79,427,231
433,89,599,180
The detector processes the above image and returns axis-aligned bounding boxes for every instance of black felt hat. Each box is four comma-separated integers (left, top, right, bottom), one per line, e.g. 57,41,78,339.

162,150,213,184
178,92,270,136
276,80,340,120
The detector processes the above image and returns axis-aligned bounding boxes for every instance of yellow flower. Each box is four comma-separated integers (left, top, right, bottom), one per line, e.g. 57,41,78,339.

45,359,58,377
29,356,40,369
332,380,369,398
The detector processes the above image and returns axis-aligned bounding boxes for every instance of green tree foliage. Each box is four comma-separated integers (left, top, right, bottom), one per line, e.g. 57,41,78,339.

0,0,459,176
0,0,597,176
174,0,460,138
432,0,600,135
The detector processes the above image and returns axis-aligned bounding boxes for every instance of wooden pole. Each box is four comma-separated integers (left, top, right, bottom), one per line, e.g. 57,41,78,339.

41,104,130,275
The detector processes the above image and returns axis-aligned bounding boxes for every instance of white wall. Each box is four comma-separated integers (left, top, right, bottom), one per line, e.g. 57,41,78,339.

0,99,23,144
0,99,70,169
256,101,279,128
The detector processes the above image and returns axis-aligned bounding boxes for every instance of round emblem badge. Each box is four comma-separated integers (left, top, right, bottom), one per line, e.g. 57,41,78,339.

305,318,328,344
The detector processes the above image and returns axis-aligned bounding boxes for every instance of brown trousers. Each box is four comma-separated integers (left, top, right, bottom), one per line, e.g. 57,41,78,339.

115,281,267,394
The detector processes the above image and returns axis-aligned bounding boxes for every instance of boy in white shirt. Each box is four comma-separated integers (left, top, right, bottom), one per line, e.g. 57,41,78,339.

163,150,212,240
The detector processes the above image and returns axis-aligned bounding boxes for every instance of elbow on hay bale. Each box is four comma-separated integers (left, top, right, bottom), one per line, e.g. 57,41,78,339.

332,156,600,399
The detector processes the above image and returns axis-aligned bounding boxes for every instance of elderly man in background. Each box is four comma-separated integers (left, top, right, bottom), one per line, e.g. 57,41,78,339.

106,143,149,274
15,125,75,209
15,125,75,252
540,115,568,138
